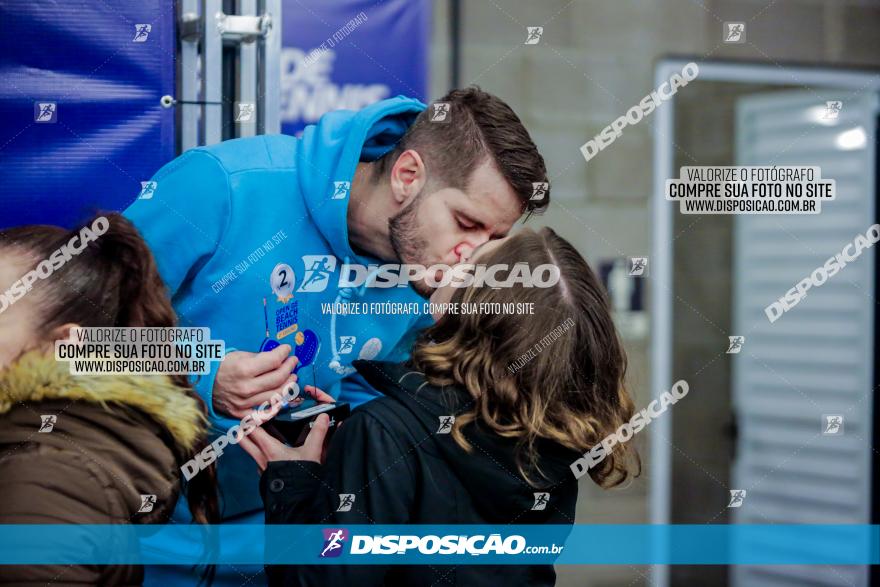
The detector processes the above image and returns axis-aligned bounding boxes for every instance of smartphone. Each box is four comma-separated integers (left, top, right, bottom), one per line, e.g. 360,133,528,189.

265,402,350,447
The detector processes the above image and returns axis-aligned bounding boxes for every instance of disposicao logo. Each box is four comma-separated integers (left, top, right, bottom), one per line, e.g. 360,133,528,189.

320,528,348,558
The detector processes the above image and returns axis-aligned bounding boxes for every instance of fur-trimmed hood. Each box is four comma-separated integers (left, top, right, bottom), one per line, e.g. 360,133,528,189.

0,352,207,583
0,351,205,452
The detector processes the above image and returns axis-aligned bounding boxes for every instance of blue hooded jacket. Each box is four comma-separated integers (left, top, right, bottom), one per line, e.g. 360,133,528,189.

124,96,433,519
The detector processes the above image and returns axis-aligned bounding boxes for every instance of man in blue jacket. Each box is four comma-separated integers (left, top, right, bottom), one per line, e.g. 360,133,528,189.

125,87,549,585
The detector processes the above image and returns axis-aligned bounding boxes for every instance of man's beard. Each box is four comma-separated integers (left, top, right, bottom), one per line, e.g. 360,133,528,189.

388,188,433,298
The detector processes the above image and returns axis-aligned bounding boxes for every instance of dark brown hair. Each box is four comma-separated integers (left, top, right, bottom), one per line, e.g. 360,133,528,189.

0,212,219,524
411,227,639,488
375,86,550,215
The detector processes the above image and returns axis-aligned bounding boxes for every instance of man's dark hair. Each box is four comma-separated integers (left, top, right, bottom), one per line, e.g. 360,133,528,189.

374,86,549,215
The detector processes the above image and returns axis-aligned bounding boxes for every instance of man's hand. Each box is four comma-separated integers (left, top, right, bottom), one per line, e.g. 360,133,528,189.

240,413,332,472
212,344,301,418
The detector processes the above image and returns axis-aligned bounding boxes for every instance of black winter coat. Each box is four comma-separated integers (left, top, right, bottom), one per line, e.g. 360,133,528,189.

261,360,581,587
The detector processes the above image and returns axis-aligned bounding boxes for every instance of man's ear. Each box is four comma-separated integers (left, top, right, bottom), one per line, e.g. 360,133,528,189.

389,149,427,206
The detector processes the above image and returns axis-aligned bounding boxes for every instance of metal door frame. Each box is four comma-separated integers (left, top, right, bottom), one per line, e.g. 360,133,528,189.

650,57,880,587
175,0,281,151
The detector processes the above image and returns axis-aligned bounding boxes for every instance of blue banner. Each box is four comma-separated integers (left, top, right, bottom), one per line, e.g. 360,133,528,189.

0,0,175,229
0,525,877,565
280,0,429,136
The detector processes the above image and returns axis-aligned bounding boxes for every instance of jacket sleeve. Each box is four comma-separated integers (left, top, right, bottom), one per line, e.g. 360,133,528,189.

260,410,416,586
0,448,139,585
124,149,232,421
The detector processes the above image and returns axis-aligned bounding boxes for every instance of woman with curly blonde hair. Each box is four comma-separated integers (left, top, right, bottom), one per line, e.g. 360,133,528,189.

243,226,640,587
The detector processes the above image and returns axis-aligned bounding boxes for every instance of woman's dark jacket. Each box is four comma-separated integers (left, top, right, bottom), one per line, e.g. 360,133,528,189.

261,359,582,587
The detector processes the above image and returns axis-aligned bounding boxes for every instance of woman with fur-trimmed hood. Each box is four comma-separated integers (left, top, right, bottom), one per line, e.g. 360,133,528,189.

0,213,218,585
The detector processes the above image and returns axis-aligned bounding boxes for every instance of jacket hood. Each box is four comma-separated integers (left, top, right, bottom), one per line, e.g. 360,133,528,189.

354,360,582,522
0,351,206,453
296,96,425,264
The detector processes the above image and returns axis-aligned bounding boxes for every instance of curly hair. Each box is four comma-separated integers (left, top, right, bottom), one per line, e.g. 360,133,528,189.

411,227,640,488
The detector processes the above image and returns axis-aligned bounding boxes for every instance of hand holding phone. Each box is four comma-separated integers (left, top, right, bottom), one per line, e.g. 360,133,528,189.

240,413,334,471
238,384,348,472
265,402,350,447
